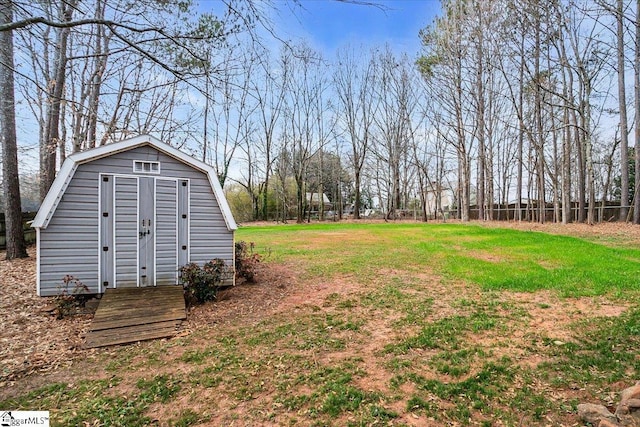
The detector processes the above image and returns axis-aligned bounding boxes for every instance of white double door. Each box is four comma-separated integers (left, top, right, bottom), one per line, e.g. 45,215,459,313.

100,175,189,289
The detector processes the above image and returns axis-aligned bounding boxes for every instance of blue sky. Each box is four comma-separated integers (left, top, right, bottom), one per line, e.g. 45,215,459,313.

273,0,442,56
198,0,443,57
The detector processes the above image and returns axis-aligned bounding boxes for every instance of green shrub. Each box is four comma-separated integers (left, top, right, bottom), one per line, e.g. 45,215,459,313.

179,259,231,305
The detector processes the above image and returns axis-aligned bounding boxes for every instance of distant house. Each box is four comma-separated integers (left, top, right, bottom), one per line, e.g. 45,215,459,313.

425,184,455,218
32,135,237,296
305,192,333,211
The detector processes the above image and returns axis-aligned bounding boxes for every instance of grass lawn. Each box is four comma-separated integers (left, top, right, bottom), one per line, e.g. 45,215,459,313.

2,222,640,426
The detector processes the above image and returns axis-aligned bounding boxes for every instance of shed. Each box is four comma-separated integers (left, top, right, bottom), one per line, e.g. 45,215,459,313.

32,135,237,296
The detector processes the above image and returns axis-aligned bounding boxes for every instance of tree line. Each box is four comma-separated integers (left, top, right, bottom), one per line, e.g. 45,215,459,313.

220,0,640,226
1,0,639,259
418,0,640,225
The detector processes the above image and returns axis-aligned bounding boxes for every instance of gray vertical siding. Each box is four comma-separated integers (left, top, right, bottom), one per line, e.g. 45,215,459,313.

39,167,100,295
115,176,138,287
38,144,234,296
138,176,155,287
189,179,233,265
156,179,177,285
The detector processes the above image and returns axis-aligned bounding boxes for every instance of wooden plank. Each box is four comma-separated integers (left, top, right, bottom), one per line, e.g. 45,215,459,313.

92,303,185,319
100,289,181,299
91,310,186,328
85,286,186,347
90,310,186,331
86,327,181,348
92,320,181,335
93,302,185,316
85,321,182,348
101,289,183,301
96,299,181,310
91,306,185,325
92,305,186,320
89,320,181,339
87,326,180,347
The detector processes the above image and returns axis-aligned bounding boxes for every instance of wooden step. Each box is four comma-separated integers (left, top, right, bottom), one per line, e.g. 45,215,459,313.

85,286,187,348
85,320,183,348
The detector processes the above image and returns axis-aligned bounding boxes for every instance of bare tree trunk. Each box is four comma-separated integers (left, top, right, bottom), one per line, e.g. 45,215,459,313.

460,150,471,221
635,0,640,224
203,68,210,163
354,170,362,219
41,0,75,201
551,100,560,223
318,151,324,221
575,109,586,222
584,77,596,225
475,5,486,222
1,0,28,259
85,0,108,150
534,11,545,224
517,31,525,222
617,0,630,221
560,50,572,224
418,173,428,222
457,66,470,222
562,99,572,224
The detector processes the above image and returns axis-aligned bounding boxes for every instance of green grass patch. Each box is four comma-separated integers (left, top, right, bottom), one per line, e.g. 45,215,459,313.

239,222,640,297
395,359,515,422
0,375,183,426
292,361,391,421
171,409,210,427
244,313,351,351
537,308,640,387
136,374,181,403
387,309,498,354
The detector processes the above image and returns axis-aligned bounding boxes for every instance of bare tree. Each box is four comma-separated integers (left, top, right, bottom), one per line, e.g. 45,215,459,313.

6,0,258,198
252,48,288,220
419,1,474,221
334,46,376,219
206,48,257,186
280,44,328,222
39,0,76,201
370,48,419,219
562,2,611,224
635,0,640,224
409,87,441,222
615,0,631,220
0,0,27,259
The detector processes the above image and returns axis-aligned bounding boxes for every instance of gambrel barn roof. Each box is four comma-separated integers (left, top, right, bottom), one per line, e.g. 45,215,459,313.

32,134,237,231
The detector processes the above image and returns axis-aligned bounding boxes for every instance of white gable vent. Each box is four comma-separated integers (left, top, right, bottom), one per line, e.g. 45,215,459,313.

133,160,160,174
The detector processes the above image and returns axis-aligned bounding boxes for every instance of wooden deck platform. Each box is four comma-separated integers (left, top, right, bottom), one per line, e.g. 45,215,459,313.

85,286,186,348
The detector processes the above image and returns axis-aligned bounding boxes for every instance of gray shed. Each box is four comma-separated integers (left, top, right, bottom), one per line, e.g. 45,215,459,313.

32,135,237,296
